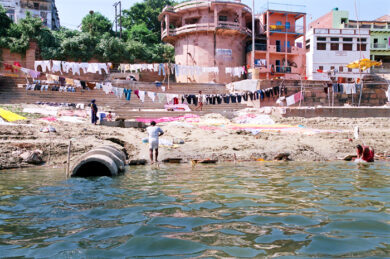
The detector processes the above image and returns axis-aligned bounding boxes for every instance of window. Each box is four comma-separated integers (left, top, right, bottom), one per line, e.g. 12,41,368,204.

341,18,348,24
343,44,353,51
219,16,227,22
331,43,339,51
319,66,324,71
348,68,352,72
357,44,367,51
317,43,327,50
331,37,339,41
357,38,367,42
343,38,353,42
306,44,310,50
317,37,326,41
285,22,291,30
330,66,335,70
339,66,344,72
33,3,39,9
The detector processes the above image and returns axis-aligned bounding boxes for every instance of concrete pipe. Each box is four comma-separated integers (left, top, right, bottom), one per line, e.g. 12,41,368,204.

99,145,127,163
71,145,126,177
71,154,118,177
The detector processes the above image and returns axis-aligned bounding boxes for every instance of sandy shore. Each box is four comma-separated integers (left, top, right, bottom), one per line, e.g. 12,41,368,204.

1,104,390,170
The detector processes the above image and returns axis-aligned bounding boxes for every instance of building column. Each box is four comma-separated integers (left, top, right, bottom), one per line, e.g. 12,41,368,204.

214,5,219,27
303,14,307,77
165,14,170,36
266,11,270,79
237,9,243,30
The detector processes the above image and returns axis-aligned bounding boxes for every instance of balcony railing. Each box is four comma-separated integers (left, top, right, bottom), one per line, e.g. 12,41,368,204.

162,22,251,38
164,0,251,13
371,44,389,50
344,23,390,30
274,66,292,73
266,24,304,34
246,43,267,52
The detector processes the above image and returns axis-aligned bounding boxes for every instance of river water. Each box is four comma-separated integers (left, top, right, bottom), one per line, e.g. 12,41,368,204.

0,162,389,258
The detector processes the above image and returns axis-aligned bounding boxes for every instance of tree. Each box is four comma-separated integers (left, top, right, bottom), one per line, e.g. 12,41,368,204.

96,33,128,63
122,0,176,39
61,32,98,61
81,11,113,37
127,23,158,45
0,6,12,37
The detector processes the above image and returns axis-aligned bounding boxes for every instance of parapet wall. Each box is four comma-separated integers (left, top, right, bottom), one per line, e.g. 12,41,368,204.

252,79,388,107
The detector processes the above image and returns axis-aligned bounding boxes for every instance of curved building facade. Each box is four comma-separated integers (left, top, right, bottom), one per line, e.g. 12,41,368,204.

159,0,252,84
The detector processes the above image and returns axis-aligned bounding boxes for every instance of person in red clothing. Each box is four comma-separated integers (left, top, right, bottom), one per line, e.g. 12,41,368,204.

356,145,375,162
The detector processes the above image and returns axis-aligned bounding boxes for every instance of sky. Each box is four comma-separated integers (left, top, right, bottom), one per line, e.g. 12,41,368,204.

56,0,390,30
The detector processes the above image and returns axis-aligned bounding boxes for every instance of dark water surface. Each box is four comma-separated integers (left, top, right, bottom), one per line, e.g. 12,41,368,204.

0,162,389,258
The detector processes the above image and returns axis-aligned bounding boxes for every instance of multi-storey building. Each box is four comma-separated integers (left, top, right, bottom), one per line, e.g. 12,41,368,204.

249,9,306,79
0,0,60,30
309,8,390,67
159,0,253,84
306,28,370,81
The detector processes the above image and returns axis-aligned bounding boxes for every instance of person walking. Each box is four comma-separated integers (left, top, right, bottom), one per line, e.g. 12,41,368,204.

90,99,98,125
194,91,204,111
147,121,164,164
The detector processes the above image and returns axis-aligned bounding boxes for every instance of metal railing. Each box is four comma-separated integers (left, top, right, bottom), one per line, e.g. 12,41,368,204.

371,44,389,49
246,43,267,52
162,22,251,38
266,24,304,34
274,66,292,73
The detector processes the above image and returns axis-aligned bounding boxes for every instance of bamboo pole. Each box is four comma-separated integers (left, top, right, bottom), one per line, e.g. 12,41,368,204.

66,140,72,178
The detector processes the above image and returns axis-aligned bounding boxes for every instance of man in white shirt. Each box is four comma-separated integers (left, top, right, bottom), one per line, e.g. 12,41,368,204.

147,121,164,163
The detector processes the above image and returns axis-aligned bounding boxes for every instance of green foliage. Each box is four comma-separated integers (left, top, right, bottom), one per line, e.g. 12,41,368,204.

127,23,158,45
81,12,113,37
122,0,175,36
60,32,98,61
96,33,128,63
0,3,175,64
0,5,12,36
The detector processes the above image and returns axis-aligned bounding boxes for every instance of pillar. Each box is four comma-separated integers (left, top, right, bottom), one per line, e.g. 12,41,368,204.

266,11,270,79
165,14,170,36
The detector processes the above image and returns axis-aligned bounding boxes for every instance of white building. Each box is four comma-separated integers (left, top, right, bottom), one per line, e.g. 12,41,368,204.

306,28,370,81
0,0,60,30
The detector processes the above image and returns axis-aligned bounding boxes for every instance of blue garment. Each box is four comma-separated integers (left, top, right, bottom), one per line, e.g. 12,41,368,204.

124,89,132,101
158,63,166,76
259,90,264,100
338,84,344,93
332,83,338,93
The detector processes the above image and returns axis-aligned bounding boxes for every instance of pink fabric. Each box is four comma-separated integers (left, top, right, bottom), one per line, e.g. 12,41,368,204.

294,92,303,103
136,114,199,123
39,116,57,122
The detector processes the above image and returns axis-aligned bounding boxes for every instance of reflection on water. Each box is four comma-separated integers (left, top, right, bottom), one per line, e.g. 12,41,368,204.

0,162,389,258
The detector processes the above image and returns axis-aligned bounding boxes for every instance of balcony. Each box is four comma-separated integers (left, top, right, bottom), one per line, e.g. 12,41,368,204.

268,45,304,55
246,43,267,52
371,44,390,50
162,22,251,39
344,23,390,30
163,0,251,14
266,24,304,34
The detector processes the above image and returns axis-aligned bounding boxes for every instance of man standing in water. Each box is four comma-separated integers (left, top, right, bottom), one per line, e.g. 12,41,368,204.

147,121,164,164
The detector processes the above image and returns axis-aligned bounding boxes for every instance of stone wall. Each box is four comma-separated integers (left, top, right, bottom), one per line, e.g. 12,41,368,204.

0,42,38,72
250,79,388,107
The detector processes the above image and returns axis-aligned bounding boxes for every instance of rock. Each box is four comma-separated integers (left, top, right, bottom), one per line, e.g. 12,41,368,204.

129,159,147,166
173,139,185,144
274,153,291,161
20,150,43,165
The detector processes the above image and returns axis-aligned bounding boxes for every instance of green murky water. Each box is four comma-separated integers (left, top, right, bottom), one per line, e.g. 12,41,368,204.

0,162,389,258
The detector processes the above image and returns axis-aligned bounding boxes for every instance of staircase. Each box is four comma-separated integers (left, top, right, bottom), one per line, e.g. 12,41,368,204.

0,76,249,120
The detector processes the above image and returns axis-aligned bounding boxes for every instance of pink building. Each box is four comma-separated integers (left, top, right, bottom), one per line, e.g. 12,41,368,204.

248,10,307,79
159,0,252,84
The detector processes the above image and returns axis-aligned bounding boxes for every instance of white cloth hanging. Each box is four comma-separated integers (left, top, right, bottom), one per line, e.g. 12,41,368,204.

147,91,156,102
